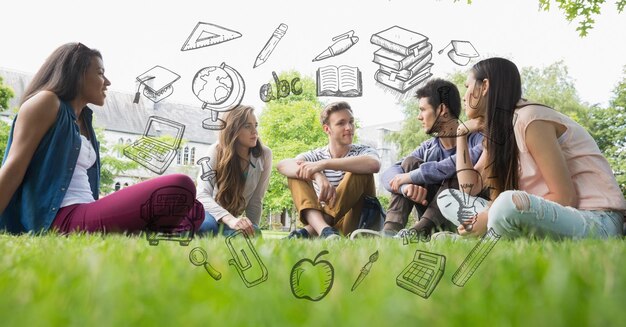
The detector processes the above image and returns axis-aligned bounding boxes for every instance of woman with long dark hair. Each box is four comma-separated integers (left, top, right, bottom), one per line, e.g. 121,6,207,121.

196,105,272,236
0,42,204,234
442,57,625,239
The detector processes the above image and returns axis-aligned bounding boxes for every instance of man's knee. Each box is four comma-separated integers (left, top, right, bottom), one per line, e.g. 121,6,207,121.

341,172,375,193
401,156,423,172
287,177,311,190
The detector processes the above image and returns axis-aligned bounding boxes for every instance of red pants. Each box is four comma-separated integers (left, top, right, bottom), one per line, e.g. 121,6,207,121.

52,174,204,234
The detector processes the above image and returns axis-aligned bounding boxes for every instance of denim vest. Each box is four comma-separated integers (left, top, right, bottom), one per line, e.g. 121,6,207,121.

0,100,100,234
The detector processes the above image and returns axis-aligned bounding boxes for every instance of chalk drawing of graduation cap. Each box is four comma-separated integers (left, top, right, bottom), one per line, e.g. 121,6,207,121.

134,65,181,103
438,40,479,66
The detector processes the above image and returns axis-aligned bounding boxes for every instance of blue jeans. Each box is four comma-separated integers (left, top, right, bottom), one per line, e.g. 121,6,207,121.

439,190,624,239
197,211,260,237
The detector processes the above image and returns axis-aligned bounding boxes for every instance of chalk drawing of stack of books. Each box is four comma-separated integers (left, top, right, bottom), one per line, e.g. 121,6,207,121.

371,26,433,94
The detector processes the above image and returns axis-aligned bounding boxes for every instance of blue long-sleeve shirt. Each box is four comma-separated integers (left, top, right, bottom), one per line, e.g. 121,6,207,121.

381,132,483,194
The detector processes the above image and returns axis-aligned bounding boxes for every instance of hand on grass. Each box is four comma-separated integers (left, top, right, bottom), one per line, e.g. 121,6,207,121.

223,216,255,236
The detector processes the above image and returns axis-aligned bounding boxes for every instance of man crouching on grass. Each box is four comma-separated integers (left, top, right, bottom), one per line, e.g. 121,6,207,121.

277,101,381,239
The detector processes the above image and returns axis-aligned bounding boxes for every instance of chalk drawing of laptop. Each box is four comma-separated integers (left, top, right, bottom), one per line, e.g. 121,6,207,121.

123,116,185,175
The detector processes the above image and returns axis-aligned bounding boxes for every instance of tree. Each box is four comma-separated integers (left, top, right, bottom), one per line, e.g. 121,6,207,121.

587,66,626,196
96,128,139,195
385,99,430,157
455,0,625,36
0,121,10,163
386,62,593,156
258,71,327,227
385,71,467,157
521,60,591,126
538,0,625,36
0,77,14,112
0,76,15,162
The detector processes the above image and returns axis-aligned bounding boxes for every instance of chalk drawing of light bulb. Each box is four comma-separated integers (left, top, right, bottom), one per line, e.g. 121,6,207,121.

438,169,489,231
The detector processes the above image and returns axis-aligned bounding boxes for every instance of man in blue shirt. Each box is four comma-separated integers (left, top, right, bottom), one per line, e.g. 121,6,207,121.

380,78,483,237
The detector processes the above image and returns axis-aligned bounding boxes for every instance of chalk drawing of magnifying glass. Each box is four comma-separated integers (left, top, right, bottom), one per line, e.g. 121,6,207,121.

189,247,222,281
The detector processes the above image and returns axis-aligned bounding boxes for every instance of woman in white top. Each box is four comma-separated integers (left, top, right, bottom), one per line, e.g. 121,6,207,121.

196,105,272,236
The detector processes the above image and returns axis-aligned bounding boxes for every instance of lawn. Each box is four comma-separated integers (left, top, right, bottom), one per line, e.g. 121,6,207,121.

0,232,624,327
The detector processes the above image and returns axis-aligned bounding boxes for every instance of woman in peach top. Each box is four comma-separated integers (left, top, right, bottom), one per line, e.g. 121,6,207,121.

440,57,625,239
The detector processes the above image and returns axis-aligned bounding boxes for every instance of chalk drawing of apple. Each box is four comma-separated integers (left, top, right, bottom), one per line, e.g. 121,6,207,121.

290,250,335,301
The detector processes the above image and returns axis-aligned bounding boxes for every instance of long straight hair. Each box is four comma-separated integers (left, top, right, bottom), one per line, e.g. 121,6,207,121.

21,42,102,105
471,58,522,198
215,105,264,216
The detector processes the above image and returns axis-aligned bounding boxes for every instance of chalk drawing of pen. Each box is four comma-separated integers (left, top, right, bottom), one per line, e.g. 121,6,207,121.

351,250,378,292
312,30,359,62
254,23,288,68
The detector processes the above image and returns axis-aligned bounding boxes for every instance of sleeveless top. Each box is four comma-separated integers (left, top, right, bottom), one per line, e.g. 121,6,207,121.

0,100,100,233
514,104,626,212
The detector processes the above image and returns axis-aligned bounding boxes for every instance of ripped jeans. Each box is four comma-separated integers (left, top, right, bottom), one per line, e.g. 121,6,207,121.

440,190,624,239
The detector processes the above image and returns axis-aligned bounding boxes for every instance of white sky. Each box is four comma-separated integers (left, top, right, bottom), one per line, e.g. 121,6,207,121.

1,0,625,126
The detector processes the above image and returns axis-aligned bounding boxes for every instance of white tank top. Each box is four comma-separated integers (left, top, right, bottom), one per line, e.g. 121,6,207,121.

60,135,97,207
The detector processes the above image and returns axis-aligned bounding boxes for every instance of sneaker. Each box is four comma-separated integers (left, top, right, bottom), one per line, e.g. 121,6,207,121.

286,228,310,239
320,227,341,240
430,231,461,242
349,229,399,240
381,229,398,238
349,229,382,239
394,228,410,240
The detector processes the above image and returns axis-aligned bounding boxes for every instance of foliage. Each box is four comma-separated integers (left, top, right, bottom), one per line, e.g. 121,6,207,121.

454,0,626,37
538,0,625,36
0,76,14,112
0,120,9,162
385,71,467,157
521,60,591,126
0,77,15,162
587,66,626,196
455,0,625,36
96,128,139,195
386,62,596,156
1,234,626,326
259,71,327,220
377,193,390,210
384,98,430,157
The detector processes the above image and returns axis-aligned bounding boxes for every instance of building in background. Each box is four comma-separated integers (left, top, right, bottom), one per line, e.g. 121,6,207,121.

1,67,403,230
357,121,402,195
0,67,217,193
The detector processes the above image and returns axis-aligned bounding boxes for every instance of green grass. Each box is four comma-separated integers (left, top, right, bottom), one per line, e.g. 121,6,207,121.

0,233,624,327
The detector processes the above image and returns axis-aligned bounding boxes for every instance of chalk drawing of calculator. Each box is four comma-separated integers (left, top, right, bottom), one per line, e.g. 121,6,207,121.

396,250,446,299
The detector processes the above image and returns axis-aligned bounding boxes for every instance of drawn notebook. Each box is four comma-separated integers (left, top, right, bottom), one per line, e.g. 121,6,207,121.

375,63,433,93
370,26,429,56
316,65,362,97
373,43,432,71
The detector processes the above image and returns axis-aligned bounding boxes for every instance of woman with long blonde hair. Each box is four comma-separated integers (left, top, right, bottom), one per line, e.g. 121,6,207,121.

196,105,272,236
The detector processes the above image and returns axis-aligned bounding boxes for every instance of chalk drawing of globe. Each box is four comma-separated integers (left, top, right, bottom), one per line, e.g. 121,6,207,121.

192,63,245,112
192,66,233,104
